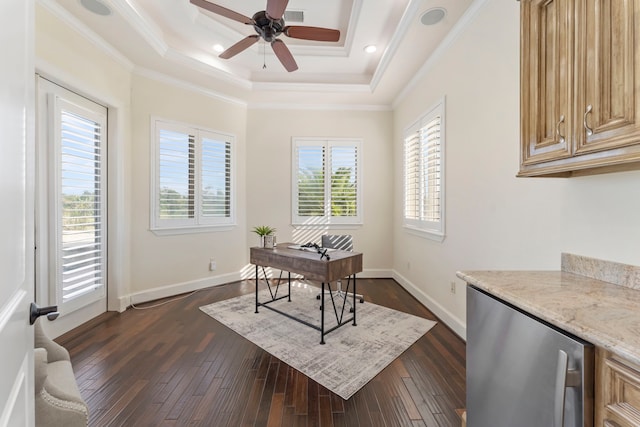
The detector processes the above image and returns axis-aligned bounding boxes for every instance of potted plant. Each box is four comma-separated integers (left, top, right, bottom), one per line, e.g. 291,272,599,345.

252,225,277,248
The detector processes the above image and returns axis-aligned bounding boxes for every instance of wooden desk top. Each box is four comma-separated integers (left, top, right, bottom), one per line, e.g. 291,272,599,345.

250,243,363,283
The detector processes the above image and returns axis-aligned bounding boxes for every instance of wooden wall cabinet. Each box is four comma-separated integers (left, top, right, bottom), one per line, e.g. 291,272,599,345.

519,0,640,177
595,348,640,427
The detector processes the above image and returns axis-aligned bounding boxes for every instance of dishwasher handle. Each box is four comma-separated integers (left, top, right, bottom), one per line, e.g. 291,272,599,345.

554,350,582,427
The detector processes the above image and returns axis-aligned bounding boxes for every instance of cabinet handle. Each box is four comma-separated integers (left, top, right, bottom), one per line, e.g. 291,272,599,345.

556,115,566,143
583,104,593,136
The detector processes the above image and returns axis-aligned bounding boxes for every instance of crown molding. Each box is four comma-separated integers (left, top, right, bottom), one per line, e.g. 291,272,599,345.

36,0,134,71
134,66,248,107
251,81,371,93
370,0,421,93
164,48,253,90
247,102,391,111
110,0,168,56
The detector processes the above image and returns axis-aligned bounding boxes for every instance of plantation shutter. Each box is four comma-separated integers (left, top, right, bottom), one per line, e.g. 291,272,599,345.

330,144,358,217
404,115,441,222
201,134,231,218
403,99,445,240
404,131,421,220
158,128,195,220
55,98,107,305
152,120,235,231
296,144,326,217
421,115,441,221
292,139,362,225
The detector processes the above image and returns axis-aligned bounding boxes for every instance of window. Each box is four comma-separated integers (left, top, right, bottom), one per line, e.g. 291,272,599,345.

151,118,235,233
292,138,362,225
37,78,108,314
403,99,445,241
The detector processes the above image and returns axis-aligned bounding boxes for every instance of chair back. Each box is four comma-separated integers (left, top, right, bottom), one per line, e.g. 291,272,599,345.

321,234,353,251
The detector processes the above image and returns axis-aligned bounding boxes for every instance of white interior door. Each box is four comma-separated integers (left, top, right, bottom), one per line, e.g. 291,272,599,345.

36,78,108,337
0,0,35,425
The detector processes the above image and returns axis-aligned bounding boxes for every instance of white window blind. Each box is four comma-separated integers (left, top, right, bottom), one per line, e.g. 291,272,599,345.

54,97,107,307
292,138,362,225
403,99,445,240
158,129,195,220
201,135,232,218
152,119,235,232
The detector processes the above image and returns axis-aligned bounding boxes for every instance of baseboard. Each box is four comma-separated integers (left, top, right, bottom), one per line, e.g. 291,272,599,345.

360,268,394,278
118,268,467,341
127,272,242,306
392,270,466,340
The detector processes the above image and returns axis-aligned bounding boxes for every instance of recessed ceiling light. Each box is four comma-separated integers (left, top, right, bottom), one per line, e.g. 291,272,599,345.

213,44,225,53
420,7,446,26
364,45,377,54
79,0,112,16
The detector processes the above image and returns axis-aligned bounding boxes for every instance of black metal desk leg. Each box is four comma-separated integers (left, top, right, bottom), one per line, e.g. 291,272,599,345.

352,275,357,326
288,271,291,302
320,282,325,344
255,264,259,314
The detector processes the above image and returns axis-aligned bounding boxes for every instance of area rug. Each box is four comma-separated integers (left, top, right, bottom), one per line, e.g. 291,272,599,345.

199,283,436,400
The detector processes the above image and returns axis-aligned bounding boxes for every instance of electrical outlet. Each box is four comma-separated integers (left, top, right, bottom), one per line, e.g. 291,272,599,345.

209,258,216,271
450,281,456,294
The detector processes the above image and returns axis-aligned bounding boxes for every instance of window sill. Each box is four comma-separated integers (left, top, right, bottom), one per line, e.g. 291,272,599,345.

150,224,236,236
403,225,445,242
292,222,363,229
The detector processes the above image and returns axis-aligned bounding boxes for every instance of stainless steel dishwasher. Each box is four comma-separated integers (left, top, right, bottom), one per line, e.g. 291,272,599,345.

466,286,594,427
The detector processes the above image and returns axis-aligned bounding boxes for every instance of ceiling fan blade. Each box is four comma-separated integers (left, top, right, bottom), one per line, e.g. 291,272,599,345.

190,0,254,25
271,39,298,72
284,26,340,42
266,0,289,20
220,35,260,59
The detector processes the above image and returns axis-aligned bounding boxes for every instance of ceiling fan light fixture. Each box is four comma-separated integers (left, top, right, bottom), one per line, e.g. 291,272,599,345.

364,45,377,54
79,0,112,16
213,44,225,53
420,7,446,26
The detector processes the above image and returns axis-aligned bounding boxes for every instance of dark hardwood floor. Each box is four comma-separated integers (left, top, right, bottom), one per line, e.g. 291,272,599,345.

57,278,466,427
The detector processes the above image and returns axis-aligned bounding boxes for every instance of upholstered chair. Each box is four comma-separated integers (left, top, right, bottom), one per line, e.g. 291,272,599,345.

34,318,88,426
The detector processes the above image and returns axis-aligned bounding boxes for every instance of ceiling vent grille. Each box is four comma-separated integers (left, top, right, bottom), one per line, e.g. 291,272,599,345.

284,10,304,23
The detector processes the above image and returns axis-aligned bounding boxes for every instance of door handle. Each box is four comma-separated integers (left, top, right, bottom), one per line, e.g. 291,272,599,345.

554,350,582,427
29,302,59,325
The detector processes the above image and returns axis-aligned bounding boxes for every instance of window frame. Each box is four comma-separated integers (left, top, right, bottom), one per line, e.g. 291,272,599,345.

150,117,236,235
291,137,363,226
402,98,446,242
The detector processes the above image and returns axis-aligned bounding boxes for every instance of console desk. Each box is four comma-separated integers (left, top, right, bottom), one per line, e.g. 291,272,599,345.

250,243,363,344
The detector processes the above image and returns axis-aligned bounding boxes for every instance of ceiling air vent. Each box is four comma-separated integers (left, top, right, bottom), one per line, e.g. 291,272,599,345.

284,10,304,23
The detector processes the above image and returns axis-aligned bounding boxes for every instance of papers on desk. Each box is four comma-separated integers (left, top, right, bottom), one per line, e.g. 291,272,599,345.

287,245,336,252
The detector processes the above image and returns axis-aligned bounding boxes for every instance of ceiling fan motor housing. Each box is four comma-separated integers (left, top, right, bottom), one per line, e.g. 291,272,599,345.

252,10,284,42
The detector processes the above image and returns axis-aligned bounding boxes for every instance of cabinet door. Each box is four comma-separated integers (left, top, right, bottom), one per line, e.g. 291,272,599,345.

521,0,574,166
596,348,640,427
577,0,640,154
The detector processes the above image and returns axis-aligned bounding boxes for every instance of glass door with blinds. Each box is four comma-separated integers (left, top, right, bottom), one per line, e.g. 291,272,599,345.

36,77,108,324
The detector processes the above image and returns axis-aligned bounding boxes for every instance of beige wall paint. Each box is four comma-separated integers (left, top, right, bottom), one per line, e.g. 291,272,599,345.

246,109,394,273
393,0,640,337
129,75,248,295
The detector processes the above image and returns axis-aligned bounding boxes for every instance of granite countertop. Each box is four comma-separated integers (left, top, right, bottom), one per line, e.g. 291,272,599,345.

457,253,640,366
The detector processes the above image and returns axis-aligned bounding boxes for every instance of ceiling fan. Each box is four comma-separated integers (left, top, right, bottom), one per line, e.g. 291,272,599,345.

190,0,341,72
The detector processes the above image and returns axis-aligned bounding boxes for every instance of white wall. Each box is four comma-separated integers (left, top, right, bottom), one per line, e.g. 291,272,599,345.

35,0,640,338
246,108,394,275
128,74,248,301
393,0,640,338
